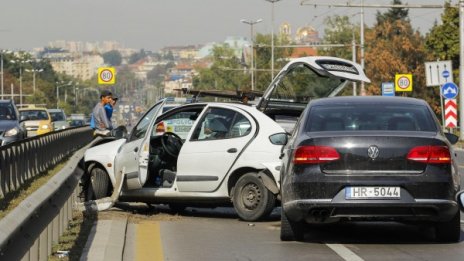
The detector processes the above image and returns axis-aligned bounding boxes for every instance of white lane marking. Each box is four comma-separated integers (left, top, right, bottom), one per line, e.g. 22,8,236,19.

326,244,364,261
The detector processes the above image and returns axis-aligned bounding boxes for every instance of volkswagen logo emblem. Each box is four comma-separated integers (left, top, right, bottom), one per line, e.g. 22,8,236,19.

367,145,379,159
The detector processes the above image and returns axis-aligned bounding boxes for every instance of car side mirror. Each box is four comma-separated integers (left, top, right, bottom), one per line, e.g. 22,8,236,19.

20,115,28,122
456,190,464,212
445,133,459,145
111,125,128,139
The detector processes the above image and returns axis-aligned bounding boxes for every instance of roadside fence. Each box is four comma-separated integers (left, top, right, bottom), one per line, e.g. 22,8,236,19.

0,127,93,198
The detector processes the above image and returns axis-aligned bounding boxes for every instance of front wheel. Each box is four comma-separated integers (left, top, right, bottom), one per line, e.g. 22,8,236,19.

232,172,276,221
86,166,111,200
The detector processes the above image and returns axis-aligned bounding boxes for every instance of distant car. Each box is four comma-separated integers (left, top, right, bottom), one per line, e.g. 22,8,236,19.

18,106,53,137
279,96,461,243
69,119,86,127
0,100,28,145
48,108,69,130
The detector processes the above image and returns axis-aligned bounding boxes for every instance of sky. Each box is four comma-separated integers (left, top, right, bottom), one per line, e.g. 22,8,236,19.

0,0,456,52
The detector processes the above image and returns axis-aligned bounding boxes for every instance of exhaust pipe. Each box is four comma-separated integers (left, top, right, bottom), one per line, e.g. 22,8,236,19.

77,168,127,212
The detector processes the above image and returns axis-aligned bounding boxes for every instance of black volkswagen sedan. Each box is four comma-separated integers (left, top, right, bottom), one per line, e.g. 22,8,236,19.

280,96,461,242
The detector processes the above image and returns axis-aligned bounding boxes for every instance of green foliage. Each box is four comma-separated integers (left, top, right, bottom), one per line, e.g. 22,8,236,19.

376,0,409,24
425,3,459,74
102,50,122,66
319,15,359,60
193,44,248,91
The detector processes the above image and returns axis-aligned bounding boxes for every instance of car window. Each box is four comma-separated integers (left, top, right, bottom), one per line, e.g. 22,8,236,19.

191,107,246,141
50,111,65,121
153,108,201,139
0,104,16,120
305,104,437,132
128,101,163,142
20,110,49,120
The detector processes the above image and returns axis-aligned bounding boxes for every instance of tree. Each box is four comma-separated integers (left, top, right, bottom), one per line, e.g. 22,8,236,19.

193,44,248,91
128,49,147,64
254,33,292,91
425,3,459,76
376,0,409,24
102,50,122,66
319,15,359,60
364,6,440,114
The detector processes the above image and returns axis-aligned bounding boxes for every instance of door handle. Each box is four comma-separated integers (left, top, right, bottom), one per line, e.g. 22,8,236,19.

227,148,237,153
134,147,139,152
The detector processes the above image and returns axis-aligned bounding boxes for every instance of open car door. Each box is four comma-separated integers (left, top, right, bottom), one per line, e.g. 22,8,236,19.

114,99,166,190
256,56,371,132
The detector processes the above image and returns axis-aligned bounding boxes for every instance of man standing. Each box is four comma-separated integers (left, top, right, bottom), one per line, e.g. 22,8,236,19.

92,90,113,136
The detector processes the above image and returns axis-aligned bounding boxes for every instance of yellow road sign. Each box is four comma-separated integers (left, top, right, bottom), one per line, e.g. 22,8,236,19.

98,67,116,85
395,74,413,92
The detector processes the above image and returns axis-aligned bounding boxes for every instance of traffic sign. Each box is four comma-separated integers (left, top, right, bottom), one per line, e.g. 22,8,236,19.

425,60,453,86
381,82,395,96
445,99,458,128
395,74,413,92
442,70,450,79
441,82,459,99
98,67,116,85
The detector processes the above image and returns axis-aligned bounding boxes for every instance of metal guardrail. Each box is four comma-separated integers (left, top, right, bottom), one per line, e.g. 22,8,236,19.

0,127,95,260
0,127,93,198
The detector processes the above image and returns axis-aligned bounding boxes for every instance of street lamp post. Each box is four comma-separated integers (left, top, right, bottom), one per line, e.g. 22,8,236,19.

11,59,30,106
56,81,73,109
25,69,44,93
265,0,282,81
0,50,12,99
241,18,263,91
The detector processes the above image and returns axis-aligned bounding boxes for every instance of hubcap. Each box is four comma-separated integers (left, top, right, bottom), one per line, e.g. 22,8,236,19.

241,183,262,210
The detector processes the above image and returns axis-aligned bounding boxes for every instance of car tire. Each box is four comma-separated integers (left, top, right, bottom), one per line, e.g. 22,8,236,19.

280,209,304,241
435,211,461,243
87,167,111,200
232,172,276,221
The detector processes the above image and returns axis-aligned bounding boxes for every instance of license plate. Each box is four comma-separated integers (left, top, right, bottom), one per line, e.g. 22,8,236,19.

345,186,400,199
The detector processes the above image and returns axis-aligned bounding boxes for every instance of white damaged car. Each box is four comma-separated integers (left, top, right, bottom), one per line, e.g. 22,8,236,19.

82,56,370,221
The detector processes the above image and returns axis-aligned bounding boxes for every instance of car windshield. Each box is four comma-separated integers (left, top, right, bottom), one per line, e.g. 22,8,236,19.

20,110,49,120
49,111,65,121
305,104,437,132
0,104,16,120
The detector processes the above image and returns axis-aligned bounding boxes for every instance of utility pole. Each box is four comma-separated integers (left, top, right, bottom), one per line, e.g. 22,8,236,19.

241,19,263,91
460,0,464,140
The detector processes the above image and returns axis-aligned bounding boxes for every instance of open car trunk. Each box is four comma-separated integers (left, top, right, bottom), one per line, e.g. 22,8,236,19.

257,56,371,132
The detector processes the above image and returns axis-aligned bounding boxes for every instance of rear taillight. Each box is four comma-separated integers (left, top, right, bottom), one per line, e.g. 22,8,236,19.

293,146,340,165
407,145,451,164
156,122,165,134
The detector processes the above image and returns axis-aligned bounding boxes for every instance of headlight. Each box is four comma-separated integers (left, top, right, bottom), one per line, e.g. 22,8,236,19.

4,127,19,137
41,124,50,130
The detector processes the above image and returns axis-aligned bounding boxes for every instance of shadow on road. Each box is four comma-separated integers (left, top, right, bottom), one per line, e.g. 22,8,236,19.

298,221,464,244
112,202,281,222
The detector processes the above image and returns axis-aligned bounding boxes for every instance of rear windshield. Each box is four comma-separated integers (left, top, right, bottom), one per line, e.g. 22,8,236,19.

20,110,49,120
305,104,437,132
49,111,65,121
0,104,17,120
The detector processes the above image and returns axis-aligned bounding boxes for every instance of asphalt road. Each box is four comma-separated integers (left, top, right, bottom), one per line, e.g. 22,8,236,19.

80,149,464,261
86,204,464,261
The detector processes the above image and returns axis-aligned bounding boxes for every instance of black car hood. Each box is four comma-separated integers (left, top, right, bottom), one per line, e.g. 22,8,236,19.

0,120,18,131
